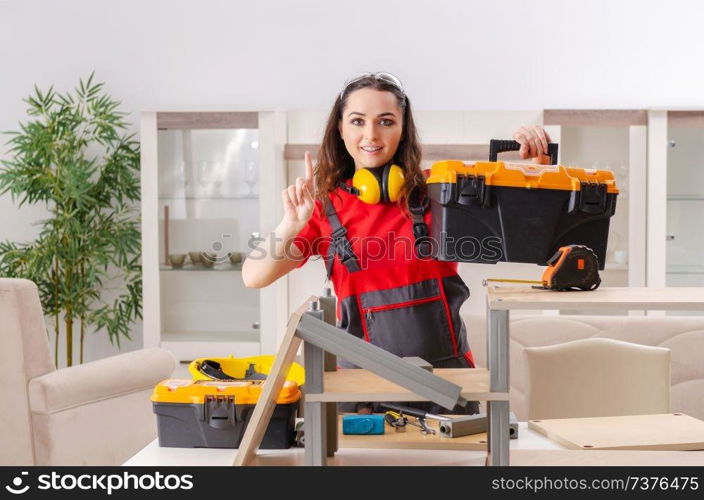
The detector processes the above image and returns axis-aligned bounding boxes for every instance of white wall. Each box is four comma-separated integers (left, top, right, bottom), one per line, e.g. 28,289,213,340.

1,0,702,361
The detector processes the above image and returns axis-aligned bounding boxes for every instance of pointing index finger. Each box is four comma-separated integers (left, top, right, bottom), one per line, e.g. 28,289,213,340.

305,151,313,177
304,151,316,192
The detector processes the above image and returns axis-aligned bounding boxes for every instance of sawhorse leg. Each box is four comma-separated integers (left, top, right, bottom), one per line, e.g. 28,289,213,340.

487,308,510,466
304,341,327,466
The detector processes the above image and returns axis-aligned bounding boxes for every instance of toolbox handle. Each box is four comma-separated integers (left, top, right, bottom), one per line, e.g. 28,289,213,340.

489,139,559,165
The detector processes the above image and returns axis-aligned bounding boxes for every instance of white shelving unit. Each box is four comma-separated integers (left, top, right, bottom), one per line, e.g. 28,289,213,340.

543,110,648,289
651,110,704,301
666,111,704,291
140,111,288,362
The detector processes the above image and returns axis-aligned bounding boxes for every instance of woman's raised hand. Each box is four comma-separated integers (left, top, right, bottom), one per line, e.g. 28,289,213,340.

281,151,316,229
512,125,552,164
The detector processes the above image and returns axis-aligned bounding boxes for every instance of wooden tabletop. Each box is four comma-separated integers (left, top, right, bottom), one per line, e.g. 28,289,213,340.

304,368,508,403
528,413,704,451
487,286,704,311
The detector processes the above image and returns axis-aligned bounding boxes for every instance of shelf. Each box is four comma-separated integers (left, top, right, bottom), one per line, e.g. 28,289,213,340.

604,263,628,271
667,195,704,201
158,195,258,200
337,415,488,451
161,263,243,271
544,110,647,126
667,265,704,275
304,368,507,403
161,334,261,362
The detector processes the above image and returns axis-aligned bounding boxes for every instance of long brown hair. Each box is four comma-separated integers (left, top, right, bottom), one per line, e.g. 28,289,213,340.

315,75,425,215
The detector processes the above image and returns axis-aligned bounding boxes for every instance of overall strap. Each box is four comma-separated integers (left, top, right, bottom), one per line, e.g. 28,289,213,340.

324,199,361,279
409,191,433,259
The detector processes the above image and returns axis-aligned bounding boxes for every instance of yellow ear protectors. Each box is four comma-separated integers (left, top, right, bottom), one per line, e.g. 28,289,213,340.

344,164,405,204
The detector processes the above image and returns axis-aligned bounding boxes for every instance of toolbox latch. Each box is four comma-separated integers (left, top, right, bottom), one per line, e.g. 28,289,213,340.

569,182,608,215
457,175,490,208
204,395,237,429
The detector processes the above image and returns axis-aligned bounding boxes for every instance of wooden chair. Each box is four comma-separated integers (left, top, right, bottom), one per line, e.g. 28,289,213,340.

524,338,670,420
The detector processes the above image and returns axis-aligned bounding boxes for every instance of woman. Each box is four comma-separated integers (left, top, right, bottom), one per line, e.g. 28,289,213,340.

243,72,550,413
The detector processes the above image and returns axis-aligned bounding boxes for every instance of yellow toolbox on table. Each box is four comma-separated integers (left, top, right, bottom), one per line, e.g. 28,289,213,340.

151,378,301,449
188,355,305,386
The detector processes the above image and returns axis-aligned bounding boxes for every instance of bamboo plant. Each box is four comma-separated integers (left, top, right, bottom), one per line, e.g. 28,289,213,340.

0,74,142,366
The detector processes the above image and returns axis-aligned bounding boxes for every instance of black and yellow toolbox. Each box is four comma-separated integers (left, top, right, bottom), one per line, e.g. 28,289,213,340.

151,378,301,449
426,140,619,268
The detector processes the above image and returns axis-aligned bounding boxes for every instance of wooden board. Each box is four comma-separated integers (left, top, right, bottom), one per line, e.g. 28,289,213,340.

156,111,258,129
543,109,647,126
668,111,704,128
304,368,508,402
233,296,316,466
528,413,704,451
283,144,523,161
337,415,487,451
487,286,704,311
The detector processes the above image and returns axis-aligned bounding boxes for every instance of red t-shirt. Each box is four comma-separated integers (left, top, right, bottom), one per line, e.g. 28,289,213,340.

292,180,458,299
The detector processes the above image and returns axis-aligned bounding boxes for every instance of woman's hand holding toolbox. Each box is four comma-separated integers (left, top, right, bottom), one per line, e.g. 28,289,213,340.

512,125,553,163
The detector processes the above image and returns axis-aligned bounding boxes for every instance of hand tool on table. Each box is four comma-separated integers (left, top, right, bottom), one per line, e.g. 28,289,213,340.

342,414,385,435
383,410,438,435
381,403,453,435
437,412,519,439
381,403,520,439
483,244,601,291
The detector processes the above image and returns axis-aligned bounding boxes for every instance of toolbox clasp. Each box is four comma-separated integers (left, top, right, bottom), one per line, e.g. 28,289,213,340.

569,182,608,215
204,395,237,429
457,175,490,208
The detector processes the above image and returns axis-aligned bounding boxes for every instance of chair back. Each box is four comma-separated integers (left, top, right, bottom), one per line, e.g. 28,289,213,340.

524,337,670,420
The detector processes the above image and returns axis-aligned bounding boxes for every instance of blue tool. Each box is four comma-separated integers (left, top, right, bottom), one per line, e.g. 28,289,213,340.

342,414,385,435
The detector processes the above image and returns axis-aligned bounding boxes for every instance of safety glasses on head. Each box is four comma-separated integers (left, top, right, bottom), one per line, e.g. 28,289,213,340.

340,72,405,100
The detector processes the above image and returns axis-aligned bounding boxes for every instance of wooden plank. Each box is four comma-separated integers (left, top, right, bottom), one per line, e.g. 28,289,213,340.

157,112,258,129
668,111,704,127
337,415,488,451
543,110,647,126
233,296,316,466
422,145,521,161
305,368,507,402
284,144,318,160
528,413,704,451
284,144,522,161
487,286,704,311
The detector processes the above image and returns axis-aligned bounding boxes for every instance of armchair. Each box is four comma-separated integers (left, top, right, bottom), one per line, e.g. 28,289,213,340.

0,278,175,465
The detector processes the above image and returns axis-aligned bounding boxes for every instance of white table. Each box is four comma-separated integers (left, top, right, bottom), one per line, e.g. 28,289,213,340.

125,421,704,466
124,422,561,466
